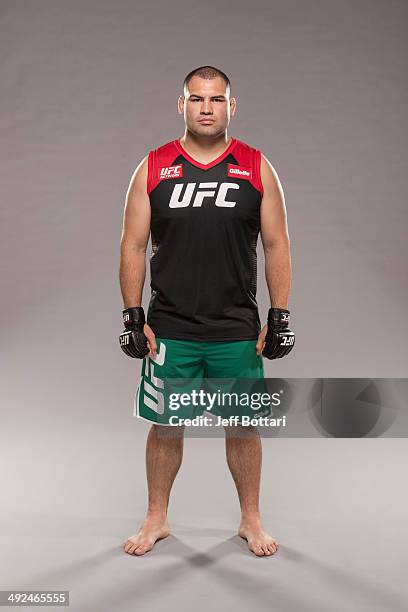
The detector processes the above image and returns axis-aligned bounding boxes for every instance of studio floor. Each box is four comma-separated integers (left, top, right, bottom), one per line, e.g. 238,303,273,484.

1,428,407,612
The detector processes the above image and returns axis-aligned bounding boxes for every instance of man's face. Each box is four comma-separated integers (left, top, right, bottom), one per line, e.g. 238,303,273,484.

178,75,236,138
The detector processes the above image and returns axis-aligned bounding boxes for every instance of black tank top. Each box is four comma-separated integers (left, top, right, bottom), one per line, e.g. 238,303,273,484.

146,137,264,341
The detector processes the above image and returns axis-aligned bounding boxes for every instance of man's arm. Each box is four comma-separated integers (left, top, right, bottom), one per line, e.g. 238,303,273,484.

259,154,292,309
119,156,151,308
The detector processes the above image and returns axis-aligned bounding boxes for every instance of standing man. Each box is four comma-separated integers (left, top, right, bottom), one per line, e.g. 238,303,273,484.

119,66,294,557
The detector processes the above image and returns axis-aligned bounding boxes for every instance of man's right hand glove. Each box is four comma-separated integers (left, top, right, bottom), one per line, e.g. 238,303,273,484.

262,307,295,360
119,307,150,358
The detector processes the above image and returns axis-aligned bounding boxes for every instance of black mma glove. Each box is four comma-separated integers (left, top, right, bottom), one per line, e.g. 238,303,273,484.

262,307,295,360
119,306,149,358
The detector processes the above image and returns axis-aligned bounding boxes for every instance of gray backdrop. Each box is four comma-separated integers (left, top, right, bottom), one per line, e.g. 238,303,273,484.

1,1,407,611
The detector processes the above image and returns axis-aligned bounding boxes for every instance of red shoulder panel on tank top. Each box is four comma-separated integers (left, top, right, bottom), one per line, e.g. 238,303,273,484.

147,141,180,194
231,139,264,197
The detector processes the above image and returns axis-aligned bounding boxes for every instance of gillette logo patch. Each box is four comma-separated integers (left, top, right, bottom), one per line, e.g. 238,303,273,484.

227,164,252,179
159,165,183,180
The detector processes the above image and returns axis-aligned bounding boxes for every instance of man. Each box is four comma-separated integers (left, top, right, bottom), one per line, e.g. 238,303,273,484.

119,66,294,557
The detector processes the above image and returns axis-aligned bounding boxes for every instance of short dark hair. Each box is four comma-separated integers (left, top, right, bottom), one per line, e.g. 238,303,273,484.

183,66,231,95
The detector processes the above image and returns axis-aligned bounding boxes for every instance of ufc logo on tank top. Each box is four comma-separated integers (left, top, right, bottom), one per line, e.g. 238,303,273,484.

145,137,264,342
168,181,240,208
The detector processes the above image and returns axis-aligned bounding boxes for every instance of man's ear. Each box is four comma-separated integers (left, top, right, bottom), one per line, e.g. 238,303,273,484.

177,95,184,115
230,96,237,117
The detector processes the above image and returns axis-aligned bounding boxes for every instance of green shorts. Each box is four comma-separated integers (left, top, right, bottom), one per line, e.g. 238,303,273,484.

135,337,270,425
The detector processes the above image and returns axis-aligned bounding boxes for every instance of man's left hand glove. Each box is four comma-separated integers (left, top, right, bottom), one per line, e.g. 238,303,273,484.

262,308,295,360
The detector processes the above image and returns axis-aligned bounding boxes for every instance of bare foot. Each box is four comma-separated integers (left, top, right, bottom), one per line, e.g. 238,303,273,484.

123,515,170,556
238,516,279,557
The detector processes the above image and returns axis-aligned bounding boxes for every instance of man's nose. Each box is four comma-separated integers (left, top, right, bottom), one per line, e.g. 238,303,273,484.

201,100,213,114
